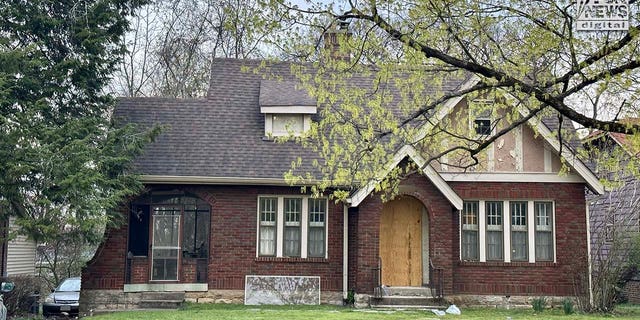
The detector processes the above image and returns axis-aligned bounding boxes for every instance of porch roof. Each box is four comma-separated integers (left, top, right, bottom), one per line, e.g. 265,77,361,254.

347,145,464,210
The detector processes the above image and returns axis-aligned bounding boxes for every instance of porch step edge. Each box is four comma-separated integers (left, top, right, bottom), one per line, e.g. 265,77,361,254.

138,299,184,309
370,305,447,310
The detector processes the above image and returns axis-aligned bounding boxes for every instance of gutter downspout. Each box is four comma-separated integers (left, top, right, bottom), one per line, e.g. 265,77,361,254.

343,204,349,300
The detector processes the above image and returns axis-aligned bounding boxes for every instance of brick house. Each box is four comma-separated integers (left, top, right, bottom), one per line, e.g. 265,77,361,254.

80,58,604,310
585,130,640,304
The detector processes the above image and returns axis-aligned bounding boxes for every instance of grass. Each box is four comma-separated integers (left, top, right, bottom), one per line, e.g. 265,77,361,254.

82,303,640,320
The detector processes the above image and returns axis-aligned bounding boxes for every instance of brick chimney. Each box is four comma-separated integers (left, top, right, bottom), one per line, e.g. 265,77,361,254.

323,19,351,61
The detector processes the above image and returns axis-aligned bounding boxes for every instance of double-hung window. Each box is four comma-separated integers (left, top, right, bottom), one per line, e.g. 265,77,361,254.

461,201,479,261
308,198,326,257
461,200,555,263
535,202,554,261
259,197,278,256
283,198,302,257
486,201,503,260
257,196,328,258
510,201,528,261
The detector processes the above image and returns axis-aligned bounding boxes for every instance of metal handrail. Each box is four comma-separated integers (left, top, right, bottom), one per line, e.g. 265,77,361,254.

429,258,444,298
372,257,383,298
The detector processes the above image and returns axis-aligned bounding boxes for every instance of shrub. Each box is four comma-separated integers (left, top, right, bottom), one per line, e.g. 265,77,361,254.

2,275,46,317
343,290,355,307
562,298,575,315
531,296,547,313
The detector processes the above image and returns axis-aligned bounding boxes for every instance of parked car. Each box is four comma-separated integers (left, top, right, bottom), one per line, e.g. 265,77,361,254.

0,281,15,320
42,277,80,317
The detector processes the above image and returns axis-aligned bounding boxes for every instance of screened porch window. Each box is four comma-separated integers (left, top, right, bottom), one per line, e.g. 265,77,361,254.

182,198,211,258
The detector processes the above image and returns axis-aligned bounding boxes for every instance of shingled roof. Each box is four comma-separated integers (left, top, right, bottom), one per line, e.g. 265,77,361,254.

115,58,584,183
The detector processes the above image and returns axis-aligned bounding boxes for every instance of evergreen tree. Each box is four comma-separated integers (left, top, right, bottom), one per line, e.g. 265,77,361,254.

0,0,158,245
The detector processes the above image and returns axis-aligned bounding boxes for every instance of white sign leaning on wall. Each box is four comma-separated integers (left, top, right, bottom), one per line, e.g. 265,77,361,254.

576,0,630,31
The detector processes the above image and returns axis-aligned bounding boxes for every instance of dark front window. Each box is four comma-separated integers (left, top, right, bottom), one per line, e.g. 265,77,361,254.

182,197,211,258
474,119,492,135
131,192,211,281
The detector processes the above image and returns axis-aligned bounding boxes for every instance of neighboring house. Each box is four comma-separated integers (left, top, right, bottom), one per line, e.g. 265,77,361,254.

585,130,640,304
80,56,604,310
0,216,37,277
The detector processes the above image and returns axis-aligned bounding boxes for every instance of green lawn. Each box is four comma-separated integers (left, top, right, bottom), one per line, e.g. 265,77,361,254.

85,303,640,320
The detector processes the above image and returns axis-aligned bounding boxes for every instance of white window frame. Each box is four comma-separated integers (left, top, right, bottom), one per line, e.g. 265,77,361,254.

264,114,312,137
534,201,555,261
258,197,278,257
462,200,556,263
461,201,479,261
256,195,328,259
468,99,496,139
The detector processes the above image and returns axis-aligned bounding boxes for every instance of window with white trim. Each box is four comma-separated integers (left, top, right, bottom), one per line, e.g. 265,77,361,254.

257,196,328,258
510,201,528,261
486,201,503,260
473,119,492,135
535,201,554,261
461,201,479,261
258,197,277,256
460,200,556,263
308,198,326,257
283,198,302,257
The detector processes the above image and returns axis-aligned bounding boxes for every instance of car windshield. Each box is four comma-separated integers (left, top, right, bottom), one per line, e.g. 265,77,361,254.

57,278,80,292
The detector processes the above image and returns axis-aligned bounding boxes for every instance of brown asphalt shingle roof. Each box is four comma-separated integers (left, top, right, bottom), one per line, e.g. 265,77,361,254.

115,58,581,181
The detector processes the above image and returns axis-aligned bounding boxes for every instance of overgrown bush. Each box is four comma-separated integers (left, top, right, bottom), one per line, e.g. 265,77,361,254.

531,297,547,313
2,275,46,317
562,298,574,315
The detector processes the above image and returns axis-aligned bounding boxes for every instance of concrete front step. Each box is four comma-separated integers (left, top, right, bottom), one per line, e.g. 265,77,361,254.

139,292,185,309
381,286,433,297
141,292,185,301
138,299,184,309
371,296,446,307
371,304,447,310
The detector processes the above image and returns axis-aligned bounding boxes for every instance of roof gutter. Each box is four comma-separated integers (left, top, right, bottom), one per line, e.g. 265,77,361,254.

140,175,355,189
141,175,293,186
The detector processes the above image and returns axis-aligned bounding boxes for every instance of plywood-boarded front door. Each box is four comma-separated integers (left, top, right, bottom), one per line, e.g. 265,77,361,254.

379,196,423,286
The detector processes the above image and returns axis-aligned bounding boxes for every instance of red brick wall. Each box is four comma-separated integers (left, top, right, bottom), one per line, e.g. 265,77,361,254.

624,280,640,304
82,180,589,298
82,185,344,292
82,222,128,289
352,174,456,294
350,176,589,297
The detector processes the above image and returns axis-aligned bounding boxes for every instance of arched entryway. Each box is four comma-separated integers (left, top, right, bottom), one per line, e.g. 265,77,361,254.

379,196,429,286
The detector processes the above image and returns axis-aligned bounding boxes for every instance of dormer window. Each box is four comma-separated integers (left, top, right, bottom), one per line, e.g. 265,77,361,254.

262,109,314,137
259,80,317,138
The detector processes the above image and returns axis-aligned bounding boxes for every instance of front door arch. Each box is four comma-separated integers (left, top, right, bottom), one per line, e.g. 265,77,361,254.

379,196,426,286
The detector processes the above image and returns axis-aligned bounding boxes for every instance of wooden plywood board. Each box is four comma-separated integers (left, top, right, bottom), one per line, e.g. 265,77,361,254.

379,197,423,286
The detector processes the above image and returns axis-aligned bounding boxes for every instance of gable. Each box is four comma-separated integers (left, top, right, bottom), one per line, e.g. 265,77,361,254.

349,84,604,203
348,145,463,209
